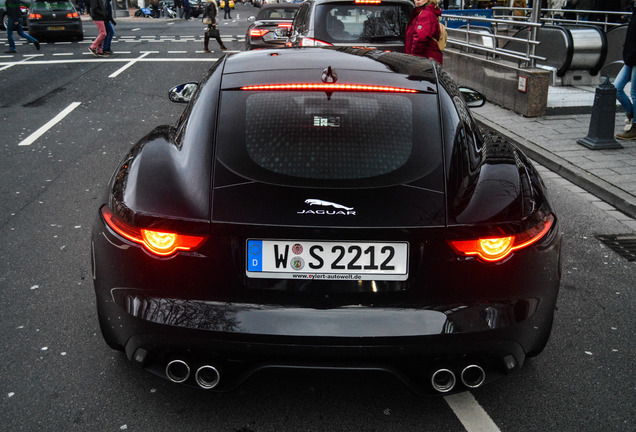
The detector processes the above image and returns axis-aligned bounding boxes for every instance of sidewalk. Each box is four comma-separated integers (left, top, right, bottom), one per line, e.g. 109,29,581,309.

474,85,636,220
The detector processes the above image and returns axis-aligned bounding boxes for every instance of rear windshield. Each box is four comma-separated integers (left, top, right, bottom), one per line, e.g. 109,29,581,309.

32,1,74,10
314,3,411,43
215,89,443,188
257,6,299,20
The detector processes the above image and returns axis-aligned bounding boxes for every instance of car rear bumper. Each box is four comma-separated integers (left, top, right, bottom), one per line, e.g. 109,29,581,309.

28,22,82,36
92,215,561,395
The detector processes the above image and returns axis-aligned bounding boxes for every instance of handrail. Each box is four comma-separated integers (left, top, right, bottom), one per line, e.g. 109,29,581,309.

441,13,545,67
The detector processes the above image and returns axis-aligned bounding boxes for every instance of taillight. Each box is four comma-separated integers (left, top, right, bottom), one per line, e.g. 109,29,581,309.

448,214,554,262
29,13,42,19
278,23,292,28
355,0,381,3
249,28,269,37
67,12,79,18
300,37,332,47
101,206,207,257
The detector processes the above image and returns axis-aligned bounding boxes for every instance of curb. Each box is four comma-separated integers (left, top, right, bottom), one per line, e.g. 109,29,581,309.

475,113,636,220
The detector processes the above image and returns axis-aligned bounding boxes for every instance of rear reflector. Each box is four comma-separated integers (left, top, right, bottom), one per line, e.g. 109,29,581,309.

241,83,418,93
101,206,207,257
448,214,554,262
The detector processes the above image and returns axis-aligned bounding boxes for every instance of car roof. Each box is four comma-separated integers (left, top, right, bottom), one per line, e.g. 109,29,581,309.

221,47,437,91
304,0,414,5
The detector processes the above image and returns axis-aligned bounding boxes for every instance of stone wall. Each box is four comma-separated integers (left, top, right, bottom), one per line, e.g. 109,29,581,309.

443,49,551,117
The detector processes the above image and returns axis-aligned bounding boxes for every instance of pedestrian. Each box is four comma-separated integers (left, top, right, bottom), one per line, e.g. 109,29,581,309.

102,0,117,55
202,0,226,52
4,0,40,53
88,0,107,56
404,0,443,65
183,0,191,19
575,0,594,21
223,0,231,19
512,0,527,19
615,9,636,140
174,0,183,18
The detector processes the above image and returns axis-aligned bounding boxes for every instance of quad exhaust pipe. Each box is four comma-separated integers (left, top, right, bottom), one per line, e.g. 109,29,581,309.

195,365,221,390
431,368,456,393
461,364,486,388
165,359,221,389
166,359,191,383
431,364,486,393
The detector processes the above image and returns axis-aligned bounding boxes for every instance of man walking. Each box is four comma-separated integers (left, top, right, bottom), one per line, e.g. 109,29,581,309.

4,0,40,53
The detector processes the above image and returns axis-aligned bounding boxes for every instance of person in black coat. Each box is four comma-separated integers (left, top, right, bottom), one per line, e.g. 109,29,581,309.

615,10,636,140
102,0,116,55
88,0,108,56
4,0,39,53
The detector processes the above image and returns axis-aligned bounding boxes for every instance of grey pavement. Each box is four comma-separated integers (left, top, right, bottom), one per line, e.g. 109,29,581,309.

475,85,636,222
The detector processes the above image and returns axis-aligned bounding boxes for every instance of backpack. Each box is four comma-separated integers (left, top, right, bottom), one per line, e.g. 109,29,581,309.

437,22,447,51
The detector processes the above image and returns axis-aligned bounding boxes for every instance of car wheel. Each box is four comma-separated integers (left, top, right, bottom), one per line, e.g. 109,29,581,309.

77,34,84,41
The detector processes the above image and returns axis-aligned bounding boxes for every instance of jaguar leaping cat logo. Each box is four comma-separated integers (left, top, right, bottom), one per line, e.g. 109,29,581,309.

304,199,354,211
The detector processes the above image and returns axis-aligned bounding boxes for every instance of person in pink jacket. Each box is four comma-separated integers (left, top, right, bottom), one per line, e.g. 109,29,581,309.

404,0,443,64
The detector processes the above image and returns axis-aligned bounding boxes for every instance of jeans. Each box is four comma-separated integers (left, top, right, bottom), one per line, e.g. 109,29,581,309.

103,21,115,51
90,20,107,53
615,64,636,123
6,19,38,50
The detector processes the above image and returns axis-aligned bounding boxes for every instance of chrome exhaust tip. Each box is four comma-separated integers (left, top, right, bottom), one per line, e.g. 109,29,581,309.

195,365,221,390
431,368,456,393
166,359,190,383
461,364,486,388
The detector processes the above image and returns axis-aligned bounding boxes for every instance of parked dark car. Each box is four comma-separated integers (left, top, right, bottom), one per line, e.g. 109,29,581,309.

92,47,561,396
0,0,29,30
245,2,300,49
286,0,412,51
27,0,82,41
190,0,203,18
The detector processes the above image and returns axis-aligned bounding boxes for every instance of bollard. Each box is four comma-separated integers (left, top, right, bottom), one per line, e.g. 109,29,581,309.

577,76,623,150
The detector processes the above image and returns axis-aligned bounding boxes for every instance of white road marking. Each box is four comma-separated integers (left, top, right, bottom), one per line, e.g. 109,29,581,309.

53,53,74,56
444,393,501,432
18,102,81,147
109,51,151,78
0,54,39,71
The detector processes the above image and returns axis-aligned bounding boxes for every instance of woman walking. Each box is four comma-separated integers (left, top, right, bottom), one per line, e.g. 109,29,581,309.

404,0,443,64
202,0,226,52
616,9,636,140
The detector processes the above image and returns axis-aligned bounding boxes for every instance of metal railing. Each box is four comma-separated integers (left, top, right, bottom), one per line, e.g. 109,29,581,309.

443,7,630,69
441,14,545,67
492,7,630,31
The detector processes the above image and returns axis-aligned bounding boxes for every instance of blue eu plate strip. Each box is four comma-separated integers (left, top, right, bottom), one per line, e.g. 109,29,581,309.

247,240,263,272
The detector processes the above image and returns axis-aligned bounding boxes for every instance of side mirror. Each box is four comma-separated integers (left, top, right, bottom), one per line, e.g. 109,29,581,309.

169,83,199,103
459,87,486,108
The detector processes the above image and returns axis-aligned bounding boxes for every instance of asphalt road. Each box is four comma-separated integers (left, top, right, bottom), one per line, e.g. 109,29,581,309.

1,6,634,431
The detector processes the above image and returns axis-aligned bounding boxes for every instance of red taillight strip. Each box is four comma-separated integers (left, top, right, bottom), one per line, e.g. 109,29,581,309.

355,0,381,3
101,206,207,257
240,83,418,93
448,214,554,263
249,28,269,37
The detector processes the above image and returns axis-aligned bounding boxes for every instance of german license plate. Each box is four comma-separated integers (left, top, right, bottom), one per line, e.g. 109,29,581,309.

246,240,408,281
48,26,65,30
